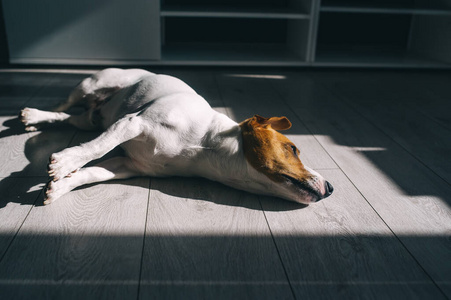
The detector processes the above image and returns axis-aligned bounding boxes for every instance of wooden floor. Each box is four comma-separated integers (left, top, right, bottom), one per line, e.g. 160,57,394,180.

0,67,450,300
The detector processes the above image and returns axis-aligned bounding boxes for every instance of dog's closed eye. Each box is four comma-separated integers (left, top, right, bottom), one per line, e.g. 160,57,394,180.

290,145,299,156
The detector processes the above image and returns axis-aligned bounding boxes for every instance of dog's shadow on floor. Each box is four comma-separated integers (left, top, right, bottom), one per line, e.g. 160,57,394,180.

0,117,76,208
148,176,306,212
0,117,304,212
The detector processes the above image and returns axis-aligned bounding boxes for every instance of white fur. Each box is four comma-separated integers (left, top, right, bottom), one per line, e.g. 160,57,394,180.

20,68,329,205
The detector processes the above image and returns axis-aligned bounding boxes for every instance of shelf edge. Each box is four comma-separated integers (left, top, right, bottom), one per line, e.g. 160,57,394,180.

161,10,310,20
320,6,451,16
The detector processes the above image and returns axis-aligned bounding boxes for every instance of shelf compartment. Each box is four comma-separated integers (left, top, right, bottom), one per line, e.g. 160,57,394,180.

164,17,289,44
314,11,451,68
315,46,450,68
161,43,307,66
316,12,411,49
315,12,411,66
161,16,311,65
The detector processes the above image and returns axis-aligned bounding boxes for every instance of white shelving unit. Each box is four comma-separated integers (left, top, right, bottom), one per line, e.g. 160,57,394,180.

2,0,451,68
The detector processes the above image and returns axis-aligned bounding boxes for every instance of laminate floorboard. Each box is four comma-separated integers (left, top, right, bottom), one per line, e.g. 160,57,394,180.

270,72,451,297
0,177,150,299
139,177,294,300
399,71,451,130
315,71,451,184
262,169,446,299
0,71,54,99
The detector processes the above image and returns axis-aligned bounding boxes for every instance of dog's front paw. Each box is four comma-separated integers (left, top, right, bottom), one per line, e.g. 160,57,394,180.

20,108,42,130
48,151,81,181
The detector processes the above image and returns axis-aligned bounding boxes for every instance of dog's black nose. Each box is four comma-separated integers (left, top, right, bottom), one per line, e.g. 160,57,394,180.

325,181,334,197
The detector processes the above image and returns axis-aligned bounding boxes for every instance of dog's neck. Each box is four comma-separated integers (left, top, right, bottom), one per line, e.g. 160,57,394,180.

196,113,271,194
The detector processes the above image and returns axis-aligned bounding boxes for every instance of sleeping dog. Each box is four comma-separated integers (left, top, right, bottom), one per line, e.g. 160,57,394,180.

20,68,333,205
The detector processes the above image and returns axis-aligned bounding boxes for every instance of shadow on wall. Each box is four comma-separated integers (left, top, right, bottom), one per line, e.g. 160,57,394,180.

2,0,108,58
0,3,9,65
2,0,160,62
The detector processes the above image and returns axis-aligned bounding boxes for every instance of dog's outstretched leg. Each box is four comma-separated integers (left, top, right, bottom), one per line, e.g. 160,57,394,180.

44,156,143,204
20,108,71,131
48,115,143,181
20,108,101,131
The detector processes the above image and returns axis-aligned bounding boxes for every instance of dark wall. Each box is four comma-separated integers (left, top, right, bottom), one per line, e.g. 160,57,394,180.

0,2,9,65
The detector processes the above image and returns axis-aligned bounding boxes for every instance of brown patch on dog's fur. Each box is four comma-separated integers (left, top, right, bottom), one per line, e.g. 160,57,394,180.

240,115,312,185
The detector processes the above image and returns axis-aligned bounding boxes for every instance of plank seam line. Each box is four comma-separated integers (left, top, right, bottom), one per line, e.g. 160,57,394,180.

215,71,296,298
213,71,234,119
284,78,449,299
258,199,297,300
416,106,451,133
420,83,451,132
136,178,152,300
0,188,43,264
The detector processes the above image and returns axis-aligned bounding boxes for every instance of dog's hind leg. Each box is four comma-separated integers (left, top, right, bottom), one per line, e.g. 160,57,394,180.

20,108,101,131
44,156,143,204
48,115,143,181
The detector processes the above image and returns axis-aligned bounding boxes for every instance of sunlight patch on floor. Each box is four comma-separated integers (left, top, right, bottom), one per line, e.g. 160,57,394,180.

351,147,387,151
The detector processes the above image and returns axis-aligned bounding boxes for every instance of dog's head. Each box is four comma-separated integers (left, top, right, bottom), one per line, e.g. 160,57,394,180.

240,115,333,204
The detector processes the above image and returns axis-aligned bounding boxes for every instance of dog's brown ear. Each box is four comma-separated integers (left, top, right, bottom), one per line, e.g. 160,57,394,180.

254,115,292,131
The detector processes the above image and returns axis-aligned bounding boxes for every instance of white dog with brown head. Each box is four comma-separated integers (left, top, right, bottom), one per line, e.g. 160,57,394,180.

20,68,333,205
